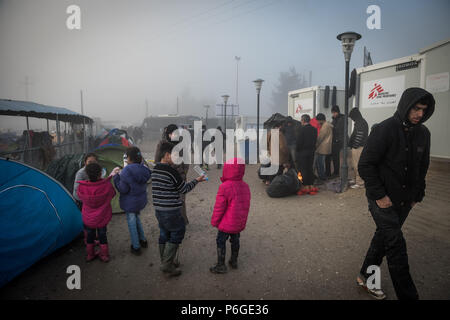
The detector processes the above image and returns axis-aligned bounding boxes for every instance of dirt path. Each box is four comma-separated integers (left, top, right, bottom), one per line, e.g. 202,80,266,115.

1,139,449,300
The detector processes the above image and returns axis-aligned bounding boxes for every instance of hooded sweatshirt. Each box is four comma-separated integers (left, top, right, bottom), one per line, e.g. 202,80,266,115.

211,158,251,234
358,87,435,206
349,108,369,149
113,163,151,212
77,177,116,228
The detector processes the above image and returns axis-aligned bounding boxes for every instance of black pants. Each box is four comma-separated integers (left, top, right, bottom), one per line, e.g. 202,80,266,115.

297,153,314,185
360,199,418,300
216,231,240,251
84,225,107,244
328,143,342,176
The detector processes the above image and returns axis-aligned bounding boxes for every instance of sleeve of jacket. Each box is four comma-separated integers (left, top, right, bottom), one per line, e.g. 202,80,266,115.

73,169,84,201
211,184,228,228
415,128,431,202
113,170,130,194
358,125,389,200
349,126,357,148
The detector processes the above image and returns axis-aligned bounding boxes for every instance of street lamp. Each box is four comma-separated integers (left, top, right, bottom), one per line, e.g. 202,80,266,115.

337,31,361,192
253,79,264,163
221,95,229,131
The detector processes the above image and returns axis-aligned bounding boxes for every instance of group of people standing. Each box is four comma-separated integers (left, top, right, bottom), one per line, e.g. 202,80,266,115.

267,104,369,195
72,123,251,278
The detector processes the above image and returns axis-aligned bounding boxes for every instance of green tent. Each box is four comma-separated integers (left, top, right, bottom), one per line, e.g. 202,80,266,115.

94,146,126,214
93,145,150,214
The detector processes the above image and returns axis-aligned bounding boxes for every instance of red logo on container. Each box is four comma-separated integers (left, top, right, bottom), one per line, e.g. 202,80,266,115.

369,83,384,99
295,104,303,113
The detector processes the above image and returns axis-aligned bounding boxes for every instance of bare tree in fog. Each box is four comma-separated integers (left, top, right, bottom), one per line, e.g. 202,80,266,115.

271,67,308,115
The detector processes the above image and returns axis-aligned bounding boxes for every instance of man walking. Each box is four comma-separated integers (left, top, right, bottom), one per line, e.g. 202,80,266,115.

357,87,435,300
349,108,368,188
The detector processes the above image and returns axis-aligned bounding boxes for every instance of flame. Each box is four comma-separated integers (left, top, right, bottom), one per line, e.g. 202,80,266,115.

297,171,303,183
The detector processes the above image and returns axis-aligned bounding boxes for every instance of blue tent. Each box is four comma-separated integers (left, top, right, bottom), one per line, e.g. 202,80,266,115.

0,158,83,287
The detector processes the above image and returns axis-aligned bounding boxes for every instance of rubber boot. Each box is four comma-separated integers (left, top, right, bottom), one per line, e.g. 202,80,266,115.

173,243,181,268
99,244,110,262
159,243,165,262
229,247,239,269
160,243,182,277
210,247,227,274
86,243,97,262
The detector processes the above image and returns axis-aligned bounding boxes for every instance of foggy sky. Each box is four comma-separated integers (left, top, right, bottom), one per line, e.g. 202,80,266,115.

0,0,449,130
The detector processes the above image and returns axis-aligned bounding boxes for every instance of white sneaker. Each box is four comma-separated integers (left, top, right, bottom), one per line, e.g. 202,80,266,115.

357,275,386,300
351,184,364,189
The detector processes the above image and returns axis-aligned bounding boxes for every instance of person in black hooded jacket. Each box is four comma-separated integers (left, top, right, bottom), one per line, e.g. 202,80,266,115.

349,108,368,188
357,87,435,300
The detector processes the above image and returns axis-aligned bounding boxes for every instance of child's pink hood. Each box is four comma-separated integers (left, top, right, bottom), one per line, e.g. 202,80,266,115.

220,158,245,182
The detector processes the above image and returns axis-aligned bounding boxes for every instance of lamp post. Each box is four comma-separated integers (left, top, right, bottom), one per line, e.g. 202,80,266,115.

221,95,229,131
253,79,264,163
204,105,210,126
337,31,361,192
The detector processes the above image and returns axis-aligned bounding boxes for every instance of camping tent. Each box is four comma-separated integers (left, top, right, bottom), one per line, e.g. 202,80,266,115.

0,158,83,287
93,145,127,213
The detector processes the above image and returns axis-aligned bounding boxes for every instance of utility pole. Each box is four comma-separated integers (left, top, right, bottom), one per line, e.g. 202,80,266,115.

21,76,34,101
80,90,87,153
235,56,240,106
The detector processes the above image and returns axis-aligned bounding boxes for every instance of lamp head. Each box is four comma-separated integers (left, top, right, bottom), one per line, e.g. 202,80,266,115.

253,79,264,93
221,95,229,104
337,32,361,61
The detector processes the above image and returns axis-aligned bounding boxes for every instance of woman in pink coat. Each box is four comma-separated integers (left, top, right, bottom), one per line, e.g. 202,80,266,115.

77,163,116,262
210,158,251,274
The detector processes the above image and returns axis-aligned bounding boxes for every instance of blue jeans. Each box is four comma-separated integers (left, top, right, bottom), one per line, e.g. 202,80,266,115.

126,212,147,249
315,154,326,180
155,208,186,244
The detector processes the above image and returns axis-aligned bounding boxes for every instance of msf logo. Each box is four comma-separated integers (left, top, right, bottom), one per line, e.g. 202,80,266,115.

295,104,303,114
368,83,384,99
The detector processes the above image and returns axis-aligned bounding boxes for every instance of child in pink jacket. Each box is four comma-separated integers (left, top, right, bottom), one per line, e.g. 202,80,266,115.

77,163,116,262
210,158,251,274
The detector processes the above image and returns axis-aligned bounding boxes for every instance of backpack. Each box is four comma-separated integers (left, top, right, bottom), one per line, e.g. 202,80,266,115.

266,168,301,198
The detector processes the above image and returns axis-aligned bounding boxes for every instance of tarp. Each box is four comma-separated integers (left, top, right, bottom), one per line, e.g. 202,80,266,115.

96,128,133,149
0,158,83,287
0,99,92,124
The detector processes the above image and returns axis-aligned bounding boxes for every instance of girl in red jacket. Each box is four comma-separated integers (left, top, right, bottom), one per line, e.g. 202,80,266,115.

210,158,251,274
77,163,116,262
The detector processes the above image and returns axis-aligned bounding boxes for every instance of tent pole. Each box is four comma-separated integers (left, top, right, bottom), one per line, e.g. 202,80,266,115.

56,113,61,158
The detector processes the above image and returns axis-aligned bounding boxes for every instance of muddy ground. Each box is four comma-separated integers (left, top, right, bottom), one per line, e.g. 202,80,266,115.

1,139,449,300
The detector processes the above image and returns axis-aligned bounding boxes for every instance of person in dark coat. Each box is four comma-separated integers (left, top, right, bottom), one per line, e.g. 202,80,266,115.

349,108,369,188
357,87,435,300
295,114,317,195
113,147,152,255
326,105,345,177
